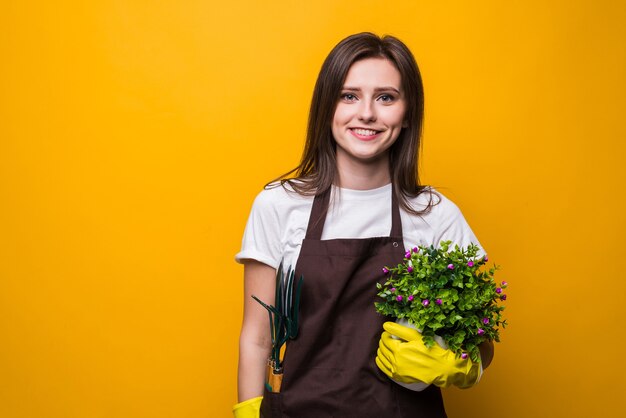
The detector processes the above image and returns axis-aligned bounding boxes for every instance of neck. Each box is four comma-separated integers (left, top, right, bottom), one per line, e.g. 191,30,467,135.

335,152,391,190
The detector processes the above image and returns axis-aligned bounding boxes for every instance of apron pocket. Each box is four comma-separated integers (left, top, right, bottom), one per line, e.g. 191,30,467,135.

260,386,282,418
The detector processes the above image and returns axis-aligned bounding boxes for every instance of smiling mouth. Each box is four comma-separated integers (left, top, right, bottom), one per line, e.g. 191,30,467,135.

351,128,379,136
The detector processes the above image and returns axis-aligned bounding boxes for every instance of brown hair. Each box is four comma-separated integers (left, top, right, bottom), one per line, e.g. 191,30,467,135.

268,32,438,215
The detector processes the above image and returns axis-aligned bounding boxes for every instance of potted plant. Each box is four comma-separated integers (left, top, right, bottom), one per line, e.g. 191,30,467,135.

375,241,507,390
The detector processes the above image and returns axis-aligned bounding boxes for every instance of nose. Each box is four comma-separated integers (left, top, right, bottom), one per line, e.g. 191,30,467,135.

357,100,376,123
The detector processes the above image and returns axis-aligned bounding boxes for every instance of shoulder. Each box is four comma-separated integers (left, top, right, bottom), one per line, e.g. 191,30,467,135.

256,180,312,204
406,187,463,219
250,181,313,218
401,187,469,237
401,186,483,252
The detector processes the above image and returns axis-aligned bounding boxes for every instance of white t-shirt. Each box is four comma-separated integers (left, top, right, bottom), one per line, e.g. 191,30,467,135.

236,182,485,269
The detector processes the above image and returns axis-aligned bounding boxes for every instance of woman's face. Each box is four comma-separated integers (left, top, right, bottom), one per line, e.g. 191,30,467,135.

331,57,407,167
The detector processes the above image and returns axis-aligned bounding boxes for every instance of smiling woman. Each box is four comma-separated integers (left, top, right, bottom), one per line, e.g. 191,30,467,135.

233,33,490,418
332,58,408,189
263,33,428,215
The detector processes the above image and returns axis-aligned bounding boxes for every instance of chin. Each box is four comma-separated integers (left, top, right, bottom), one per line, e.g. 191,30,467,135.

351,151,388,163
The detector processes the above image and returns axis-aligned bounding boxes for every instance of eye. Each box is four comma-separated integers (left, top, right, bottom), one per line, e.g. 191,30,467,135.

378,94,396,103
340,93,358,102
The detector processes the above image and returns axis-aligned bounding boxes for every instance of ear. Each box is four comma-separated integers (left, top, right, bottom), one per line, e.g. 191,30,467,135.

402,120,409,128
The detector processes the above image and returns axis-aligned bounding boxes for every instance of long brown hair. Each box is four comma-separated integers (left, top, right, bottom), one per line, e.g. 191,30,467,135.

268,32,438,215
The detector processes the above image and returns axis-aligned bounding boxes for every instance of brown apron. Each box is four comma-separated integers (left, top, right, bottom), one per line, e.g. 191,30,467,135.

260,187,447,418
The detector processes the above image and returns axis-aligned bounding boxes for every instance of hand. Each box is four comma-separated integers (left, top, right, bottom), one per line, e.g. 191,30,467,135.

376,322,482,389
233,396,262,418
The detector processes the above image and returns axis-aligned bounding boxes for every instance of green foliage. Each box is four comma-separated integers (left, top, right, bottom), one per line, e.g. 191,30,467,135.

375,241,508,363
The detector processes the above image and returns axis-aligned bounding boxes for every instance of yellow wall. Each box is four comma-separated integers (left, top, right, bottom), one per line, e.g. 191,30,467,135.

1,1,624,417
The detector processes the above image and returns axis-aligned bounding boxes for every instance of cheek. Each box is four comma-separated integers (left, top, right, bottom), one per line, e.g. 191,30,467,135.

332,106,351,127
385,107,407,127
331,108,344,140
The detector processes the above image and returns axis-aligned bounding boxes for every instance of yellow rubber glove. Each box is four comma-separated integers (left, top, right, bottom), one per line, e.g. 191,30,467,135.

376,322,482,389
232,396,262,418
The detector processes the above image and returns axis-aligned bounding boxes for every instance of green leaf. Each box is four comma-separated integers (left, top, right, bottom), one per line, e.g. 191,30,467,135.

372,241,507,359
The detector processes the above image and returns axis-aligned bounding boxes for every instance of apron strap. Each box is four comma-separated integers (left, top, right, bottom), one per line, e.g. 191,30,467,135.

390,186,403,238
305,185,404,240
305,187,331,240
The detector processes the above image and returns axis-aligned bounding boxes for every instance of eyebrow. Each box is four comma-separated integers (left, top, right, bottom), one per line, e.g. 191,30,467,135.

342,86,402,94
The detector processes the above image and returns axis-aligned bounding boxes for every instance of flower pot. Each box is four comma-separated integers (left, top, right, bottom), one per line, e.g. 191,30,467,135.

391,318,448,392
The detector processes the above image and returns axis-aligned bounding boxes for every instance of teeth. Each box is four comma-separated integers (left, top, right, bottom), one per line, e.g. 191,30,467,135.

353,128,378,136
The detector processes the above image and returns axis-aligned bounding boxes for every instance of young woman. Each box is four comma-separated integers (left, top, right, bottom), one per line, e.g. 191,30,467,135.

233,32,494,418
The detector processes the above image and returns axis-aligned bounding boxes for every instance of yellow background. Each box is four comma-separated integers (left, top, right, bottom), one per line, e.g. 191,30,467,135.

1,1,625,417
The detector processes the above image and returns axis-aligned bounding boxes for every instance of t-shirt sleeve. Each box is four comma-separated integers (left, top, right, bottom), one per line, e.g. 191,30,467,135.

433,197,487,258
235,189,282,269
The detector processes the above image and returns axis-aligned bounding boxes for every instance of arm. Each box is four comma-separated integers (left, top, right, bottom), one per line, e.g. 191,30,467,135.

237,260,276,402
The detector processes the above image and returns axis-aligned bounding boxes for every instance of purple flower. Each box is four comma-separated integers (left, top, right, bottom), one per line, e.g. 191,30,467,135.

502,281,508,287
435,298,442,305
422,299,430,307
482,317,489,325
408,295,414,301
405,250,411,258
496,287,502,294
484,255,489,262
467,261,474,267
461,353,468,360
382,267,389,274
407,266,414,273
390,287,396,293
477,328,485,336
413,247,419,253
500,294,507,301
447,264,455,270
396,295,403,302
